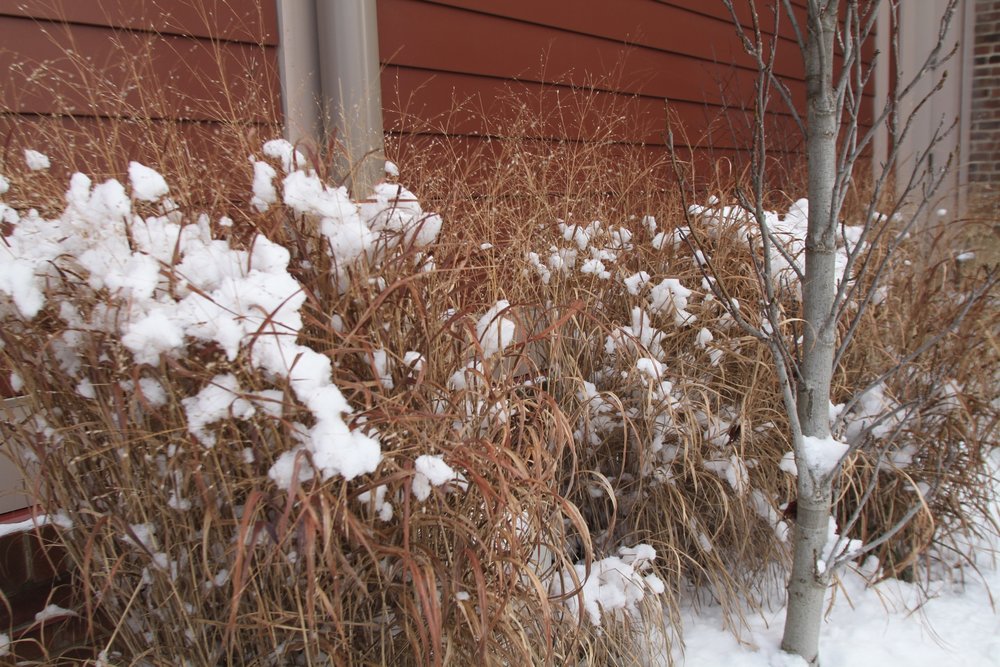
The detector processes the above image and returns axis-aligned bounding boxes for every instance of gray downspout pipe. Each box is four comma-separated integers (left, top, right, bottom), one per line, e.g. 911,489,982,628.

316,0,385,197
276,0,322,151
276,0,385,197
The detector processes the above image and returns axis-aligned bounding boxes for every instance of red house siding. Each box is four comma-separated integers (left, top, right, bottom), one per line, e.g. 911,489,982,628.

379,0,875,179
0,0,875,192
0,0,881,388
0,0,281,194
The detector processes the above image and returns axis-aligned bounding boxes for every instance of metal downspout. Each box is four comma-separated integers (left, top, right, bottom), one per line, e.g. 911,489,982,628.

276,0,385,197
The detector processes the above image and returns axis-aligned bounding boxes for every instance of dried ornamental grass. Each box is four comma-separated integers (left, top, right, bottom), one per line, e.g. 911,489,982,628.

0,65,996,665
0,144,670,665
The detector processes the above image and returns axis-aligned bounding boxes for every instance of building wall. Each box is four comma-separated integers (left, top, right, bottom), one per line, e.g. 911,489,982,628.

0,0,282,198
378,0,874,179
0,0,883,439
0,1,878,194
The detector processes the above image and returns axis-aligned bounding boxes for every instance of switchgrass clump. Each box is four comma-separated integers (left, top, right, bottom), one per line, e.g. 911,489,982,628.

1,131,683,664
0,40,997,666
830,237,1000,580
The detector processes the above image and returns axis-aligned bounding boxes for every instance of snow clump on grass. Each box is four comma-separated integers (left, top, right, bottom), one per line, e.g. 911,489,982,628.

249,159,278,212
411,454,468,501
0,150,443,489
128,161,170,201
552,544,665,627
476,300,517,358
24,148,50,171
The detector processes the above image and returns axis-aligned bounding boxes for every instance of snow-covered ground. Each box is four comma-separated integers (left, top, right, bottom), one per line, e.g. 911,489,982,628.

669,560,999,666
658,451,1000,666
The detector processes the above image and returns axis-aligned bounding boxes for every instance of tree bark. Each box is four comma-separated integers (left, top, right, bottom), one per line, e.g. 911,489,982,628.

781,2,841,664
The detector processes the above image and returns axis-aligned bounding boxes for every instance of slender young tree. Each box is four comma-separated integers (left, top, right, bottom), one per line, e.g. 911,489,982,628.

681,1,989,664
783,3,840,660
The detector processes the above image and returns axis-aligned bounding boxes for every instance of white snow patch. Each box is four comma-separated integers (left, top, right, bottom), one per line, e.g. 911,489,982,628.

268,449,315,489
817,516,864,575
121,309,186,365
34,604,77,623
128,162,169,201
695,327,713,349
138,377,167,407
648,278,694,325
250,160,278,212
779,450,798,477
75,377,96,399
262,139,306,173
182,374,256,447
624,271,651,295
24,149,50,171
704,455,750,496
632,447,1000,667
403,351,425,375
580,257,610,280
552,544,664,626
372,348,394,389
412,454,466,501
476,300,516,358
801,435,849,477
358,484,394,522
0,515,46,538
361,182,441,248
839,384,900,443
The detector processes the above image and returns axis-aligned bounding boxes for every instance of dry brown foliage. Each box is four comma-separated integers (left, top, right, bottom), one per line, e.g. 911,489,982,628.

0,7,997,665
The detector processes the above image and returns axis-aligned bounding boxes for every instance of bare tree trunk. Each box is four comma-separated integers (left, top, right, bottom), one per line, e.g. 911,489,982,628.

709,1,968,664
781,2,840,664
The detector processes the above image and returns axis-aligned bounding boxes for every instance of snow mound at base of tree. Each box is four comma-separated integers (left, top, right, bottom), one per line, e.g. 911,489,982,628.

642,448,1000,666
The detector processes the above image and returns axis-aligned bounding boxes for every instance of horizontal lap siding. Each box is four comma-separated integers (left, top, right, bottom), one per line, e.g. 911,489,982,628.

0,1,281,186
0,0,278,44
379,0,875,176
382,67,804,151
1,17,277,123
